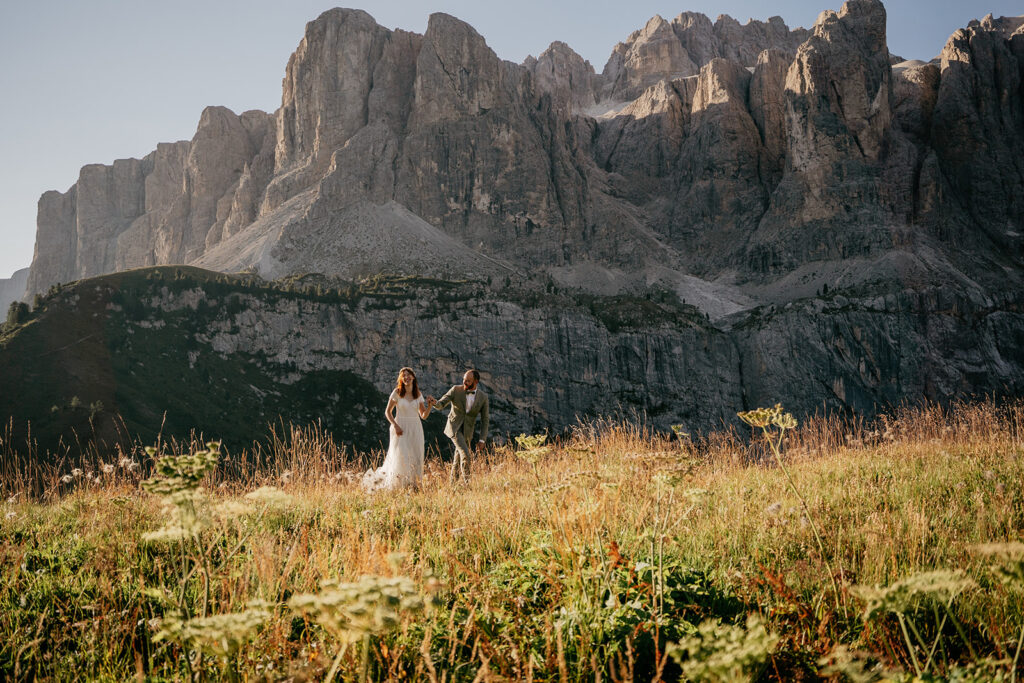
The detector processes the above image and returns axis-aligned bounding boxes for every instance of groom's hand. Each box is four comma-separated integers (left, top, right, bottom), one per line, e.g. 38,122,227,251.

475,440,485,453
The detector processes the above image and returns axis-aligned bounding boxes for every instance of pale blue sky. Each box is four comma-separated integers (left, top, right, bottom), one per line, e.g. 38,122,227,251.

1,0,1020,279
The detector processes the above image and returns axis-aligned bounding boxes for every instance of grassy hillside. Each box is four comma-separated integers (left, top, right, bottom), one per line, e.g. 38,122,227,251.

0,401,1021,680
0,266,708,465
0,267,465,460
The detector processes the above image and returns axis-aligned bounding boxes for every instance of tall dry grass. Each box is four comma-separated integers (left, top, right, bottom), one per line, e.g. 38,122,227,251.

0,400,1022,680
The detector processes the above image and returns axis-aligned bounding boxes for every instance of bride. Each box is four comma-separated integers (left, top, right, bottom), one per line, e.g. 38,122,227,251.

363,367,434,491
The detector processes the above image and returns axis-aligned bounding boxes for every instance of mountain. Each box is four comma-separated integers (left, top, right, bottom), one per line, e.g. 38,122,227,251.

6,0,1024,454
0,268,28,312
23,2,1024,299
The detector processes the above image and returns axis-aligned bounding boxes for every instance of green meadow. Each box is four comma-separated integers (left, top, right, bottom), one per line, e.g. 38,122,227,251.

1,401,1022,681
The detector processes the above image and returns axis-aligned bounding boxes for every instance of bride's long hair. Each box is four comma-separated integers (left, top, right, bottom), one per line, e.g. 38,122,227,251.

395,367,420,399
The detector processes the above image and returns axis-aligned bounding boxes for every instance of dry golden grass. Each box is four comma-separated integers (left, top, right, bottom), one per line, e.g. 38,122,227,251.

0,400,1022,681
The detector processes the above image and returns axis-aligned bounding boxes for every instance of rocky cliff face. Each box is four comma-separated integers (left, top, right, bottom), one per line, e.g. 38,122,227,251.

26,107,275,297
16,0,1024,433
3,266,1021,456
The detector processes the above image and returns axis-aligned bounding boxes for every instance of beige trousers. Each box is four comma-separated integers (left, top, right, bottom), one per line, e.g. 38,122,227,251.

449,432,471,483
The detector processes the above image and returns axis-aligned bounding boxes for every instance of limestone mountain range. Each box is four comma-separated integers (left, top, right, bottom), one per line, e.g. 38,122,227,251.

24,0,1023,306
4,0,1024,443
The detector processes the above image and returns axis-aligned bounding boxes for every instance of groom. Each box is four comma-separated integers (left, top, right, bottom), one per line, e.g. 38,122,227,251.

431,369,489,483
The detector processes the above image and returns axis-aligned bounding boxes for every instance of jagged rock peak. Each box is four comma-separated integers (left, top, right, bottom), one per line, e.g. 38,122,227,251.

784,0,892,163
273,9,391,178
601,9,807,101
411,12,509,126
969,12,1024,39
525,40,601,113
424,11,488,44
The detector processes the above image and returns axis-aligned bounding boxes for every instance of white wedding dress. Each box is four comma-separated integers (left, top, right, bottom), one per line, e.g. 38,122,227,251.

362,390,425,491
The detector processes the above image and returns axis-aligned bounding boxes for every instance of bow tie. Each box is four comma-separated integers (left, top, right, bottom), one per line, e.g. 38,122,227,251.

466,390,476,395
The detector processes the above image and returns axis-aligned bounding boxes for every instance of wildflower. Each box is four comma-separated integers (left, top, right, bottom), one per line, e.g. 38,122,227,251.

764,502,783,517
71,468,83,478
652,472,676,489
973,542,1024,560
288,576,426,644
118,457,139,471
853,570,976,620
738,407,774,428
280,469,293,485
668,615,778,682
818,645,892,682
4,511,15,520
142,489,212,543
215,499,255,519
245,486,294,507
514,433,551,464
155,602,271,656
141,443,220,496
386,552,409,572
101,463,115,474
61,475,74,484
142,520,200,543
973,543,1024,586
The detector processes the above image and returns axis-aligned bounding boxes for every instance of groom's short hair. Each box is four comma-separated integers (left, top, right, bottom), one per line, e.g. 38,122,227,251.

467,369,480,381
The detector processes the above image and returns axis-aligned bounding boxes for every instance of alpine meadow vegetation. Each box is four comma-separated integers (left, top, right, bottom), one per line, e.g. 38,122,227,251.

0,400,1022,681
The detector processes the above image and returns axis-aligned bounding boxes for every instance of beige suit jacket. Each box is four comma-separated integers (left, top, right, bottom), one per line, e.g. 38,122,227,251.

434,385,489,444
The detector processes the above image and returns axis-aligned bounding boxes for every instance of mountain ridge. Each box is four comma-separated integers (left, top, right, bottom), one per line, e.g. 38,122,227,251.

4,263,1021,457
27,0,1016,298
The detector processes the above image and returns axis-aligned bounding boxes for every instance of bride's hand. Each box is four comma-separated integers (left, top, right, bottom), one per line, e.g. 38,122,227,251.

394,425,403,436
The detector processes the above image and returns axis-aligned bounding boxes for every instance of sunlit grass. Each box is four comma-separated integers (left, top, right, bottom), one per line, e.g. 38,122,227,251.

0,401,1022,680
